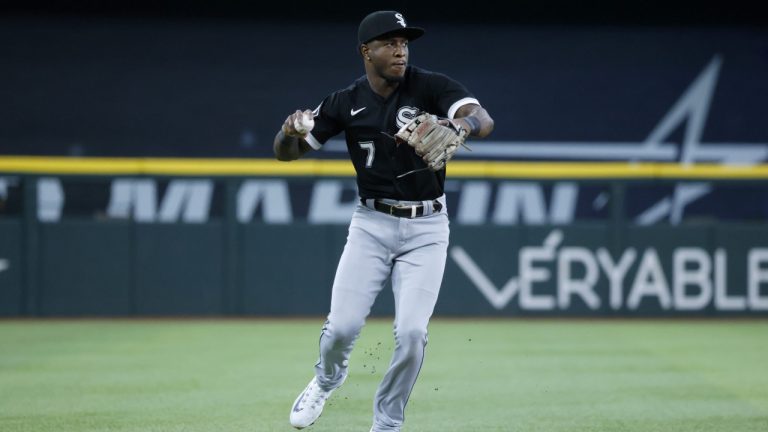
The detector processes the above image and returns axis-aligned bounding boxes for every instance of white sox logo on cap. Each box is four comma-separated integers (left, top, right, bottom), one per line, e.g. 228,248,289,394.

395,13,406,27
358,11,425,44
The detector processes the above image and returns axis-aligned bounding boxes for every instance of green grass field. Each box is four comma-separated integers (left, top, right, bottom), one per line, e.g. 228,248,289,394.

1,319,767,432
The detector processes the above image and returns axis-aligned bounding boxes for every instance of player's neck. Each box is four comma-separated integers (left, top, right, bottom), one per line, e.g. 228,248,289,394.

366,73,400,99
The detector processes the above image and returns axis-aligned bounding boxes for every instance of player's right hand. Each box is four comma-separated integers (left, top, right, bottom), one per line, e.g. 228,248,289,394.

282,110,313,138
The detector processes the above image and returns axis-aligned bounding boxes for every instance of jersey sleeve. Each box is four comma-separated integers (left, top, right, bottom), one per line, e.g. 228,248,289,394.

303,92,345,150
429,72,481,119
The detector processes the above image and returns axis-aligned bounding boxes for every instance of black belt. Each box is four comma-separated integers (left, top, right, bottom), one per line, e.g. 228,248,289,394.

364,199,443,218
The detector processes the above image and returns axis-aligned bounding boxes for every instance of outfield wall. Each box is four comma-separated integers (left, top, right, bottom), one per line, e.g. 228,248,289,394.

1,161,766,317
1,20,766,316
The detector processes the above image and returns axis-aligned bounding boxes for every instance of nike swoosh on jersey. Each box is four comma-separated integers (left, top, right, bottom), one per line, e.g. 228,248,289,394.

351,107,366,116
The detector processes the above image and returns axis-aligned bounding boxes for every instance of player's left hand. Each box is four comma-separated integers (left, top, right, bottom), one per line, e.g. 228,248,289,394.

395,112,469,171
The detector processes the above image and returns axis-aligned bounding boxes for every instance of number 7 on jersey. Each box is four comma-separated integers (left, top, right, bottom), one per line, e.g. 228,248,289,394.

359,141,375,168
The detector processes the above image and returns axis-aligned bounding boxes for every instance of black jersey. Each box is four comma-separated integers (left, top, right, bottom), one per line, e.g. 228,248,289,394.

304,66,479,201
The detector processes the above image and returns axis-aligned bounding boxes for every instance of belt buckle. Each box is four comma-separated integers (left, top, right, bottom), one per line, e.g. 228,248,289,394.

391,204,413,217
397,204,418,218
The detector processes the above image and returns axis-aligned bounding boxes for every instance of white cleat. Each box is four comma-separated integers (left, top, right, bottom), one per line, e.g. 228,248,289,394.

289,377,337,429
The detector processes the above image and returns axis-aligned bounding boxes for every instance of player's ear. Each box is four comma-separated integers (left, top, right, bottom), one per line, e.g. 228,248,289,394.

361,44,370,61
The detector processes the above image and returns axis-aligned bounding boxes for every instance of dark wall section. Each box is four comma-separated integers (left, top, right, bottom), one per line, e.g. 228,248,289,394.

38,221,133,315
134,224,225,314
4,0,767,26
1,19,766,158
0,222,23,315
32,222,228,316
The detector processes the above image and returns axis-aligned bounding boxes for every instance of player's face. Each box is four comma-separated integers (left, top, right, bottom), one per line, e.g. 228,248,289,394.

366,36,409,83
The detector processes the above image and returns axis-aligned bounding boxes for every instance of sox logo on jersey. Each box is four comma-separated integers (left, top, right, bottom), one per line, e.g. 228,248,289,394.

396,106,419,128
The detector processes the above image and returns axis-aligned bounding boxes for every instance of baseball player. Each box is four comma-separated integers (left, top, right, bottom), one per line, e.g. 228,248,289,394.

274,10,494,432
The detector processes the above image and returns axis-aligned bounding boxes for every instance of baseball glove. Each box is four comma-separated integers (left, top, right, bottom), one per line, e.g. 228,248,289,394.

395,112,469,171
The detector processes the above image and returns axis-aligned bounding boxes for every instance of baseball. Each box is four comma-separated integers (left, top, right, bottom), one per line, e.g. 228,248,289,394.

294,113,315,135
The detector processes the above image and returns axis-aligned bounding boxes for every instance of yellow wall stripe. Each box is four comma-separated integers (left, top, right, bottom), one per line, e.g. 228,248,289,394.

1,156,768,179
